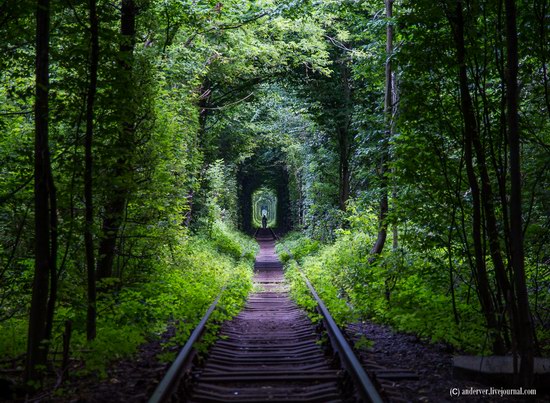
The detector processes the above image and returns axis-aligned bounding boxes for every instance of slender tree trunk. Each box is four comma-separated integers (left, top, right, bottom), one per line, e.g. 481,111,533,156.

391,58,399,250
448,0,505,354
491,1,513,267
26,0,54,383
535,0,550,117
338,126,350,212
392,190,398,249
45,170,57,340
470,79,514,350
85,0,99,340
184,83,210,228
371,0,393,255
298,171,304,227
96,199,124,280
466,5,513,330
448,205,460,325
505,0,535,386
96,0,136,281
337,60,352,212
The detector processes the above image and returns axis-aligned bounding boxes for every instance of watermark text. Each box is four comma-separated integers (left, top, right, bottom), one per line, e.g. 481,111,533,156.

449,387,536,398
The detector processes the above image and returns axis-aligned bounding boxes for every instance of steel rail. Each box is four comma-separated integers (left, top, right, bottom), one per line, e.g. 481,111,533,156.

150,229,383,402
273,229,384,403
148,290,224,403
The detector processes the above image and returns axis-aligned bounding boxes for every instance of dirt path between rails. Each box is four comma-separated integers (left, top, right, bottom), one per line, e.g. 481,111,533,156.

187,227,345,401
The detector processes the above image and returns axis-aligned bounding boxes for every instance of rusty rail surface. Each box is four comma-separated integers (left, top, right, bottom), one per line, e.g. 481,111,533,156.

148,291,224,403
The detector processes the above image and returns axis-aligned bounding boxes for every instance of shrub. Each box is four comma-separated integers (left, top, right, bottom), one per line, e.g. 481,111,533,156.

0,222,255,378
278,229,490,354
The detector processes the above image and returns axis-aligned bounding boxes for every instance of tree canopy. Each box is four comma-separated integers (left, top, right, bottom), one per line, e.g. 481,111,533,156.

0,0,548,393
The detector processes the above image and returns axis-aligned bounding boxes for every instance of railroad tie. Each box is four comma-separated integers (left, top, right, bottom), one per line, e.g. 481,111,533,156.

187,228,345,402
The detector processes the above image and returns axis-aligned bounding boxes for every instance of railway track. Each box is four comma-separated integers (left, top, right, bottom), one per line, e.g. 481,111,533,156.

149,228,383,402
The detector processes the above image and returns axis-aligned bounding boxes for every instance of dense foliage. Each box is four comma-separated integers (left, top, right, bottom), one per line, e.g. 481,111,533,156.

279,224,495,354
0,0,321,389
1,0,548,393
274,0,549,384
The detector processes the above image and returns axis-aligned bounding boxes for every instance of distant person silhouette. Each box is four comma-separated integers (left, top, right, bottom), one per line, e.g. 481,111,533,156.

262,214,267,229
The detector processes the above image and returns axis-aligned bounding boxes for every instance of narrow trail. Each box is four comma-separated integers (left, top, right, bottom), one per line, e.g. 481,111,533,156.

188,228,345,402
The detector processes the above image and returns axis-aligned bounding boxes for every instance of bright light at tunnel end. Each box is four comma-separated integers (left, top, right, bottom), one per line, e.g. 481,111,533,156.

252,187,277,228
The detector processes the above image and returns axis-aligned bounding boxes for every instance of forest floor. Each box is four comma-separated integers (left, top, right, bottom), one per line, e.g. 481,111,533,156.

47,320,550,402
347,321,549,402
48,326,176,402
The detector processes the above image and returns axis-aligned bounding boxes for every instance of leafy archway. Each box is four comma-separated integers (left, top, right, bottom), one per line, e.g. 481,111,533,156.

238,151,291,234
252,187,277,228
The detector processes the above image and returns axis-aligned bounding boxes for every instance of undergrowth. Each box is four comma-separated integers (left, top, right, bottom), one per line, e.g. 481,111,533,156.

0,220,256,378
277,230,492,354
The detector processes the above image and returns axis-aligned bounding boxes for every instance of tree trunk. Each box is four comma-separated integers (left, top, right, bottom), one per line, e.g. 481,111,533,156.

371,0,393,255
448,205,460,325
338,126,350,212
45,170,58,340
535,0,550,117
505,0,535,386
391,47,399,250
183,82,210,228
26,0,54,383
85,0,99,340
448,0,505,354
96,0,136,281
469,56,514,350
337,58,353,213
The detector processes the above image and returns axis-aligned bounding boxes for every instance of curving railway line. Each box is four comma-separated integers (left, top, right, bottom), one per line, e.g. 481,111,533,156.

149,228,384,402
